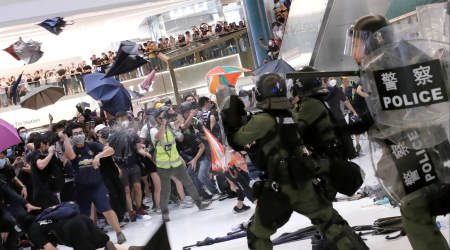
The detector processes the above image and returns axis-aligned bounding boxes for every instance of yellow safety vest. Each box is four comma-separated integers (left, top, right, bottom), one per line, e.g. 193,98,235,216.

153,126,182,169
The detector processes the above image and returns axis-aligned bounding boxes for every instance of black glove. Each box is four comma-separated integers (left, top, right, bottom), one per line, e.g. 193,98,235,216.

344,112,374,135
220,95,247,151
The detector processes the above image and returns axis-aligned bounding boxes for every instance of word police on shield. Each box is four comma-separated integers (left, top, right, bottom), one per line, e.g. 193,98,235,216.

374,59,448,110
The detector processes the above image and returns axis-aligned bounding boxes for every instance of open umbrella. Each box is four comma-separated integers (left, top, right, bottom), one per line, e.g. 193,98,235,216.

206,66,250,94
83,73,122,101
0,119,22,152
83,73,131,115
102,86,132,115
20,85,65,110
3,37,43,64
252,59,295,76
104,41,148,78
37,17,68,35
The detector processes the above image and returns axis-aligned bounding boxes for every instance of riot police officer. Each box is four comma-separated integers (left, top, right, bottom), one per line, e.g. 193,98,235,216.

289,66,366,198
221,73,368,250
347,12,450,250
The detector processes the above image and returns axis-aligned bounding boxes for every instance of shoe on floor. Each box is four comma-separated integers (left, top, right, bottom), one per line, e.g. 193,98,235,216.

152,207,162,214
196,200,212,210
180,200,194,208
162,213,170,222
129,211,137,222
210,193,221,201
137,207,148,215
116,232,127,244
233,204,251,214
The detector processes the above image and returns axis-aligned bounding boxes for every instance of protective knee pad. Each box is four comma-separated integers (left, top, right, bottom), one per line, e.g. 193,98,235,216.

317,212,369,250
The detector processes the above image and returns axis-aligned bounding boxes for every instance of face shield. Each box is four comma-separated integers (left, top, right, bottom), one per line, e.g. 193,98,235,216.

344,26,371,62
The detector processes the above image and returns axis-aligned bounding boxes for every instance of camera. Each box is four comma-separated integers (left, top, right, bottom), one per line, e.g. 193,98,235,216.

163,112,178,121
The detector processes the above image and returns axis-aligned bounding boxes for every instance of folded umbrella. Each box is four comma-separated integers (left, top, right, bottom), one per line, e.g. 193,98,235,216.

20,85,65,110
0,119,22,152
37,17,67,35
104,41,148,78
141,69,156,91
3,37,44,64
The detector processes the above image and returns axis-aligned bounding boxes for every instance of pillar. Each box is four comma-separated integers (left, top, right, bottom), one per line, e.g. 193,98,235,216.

242,0,272,66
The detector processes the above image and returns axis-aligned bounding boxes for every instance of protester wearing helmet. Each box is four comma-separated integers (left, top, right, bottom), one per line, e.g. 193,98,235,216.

221,73,368,250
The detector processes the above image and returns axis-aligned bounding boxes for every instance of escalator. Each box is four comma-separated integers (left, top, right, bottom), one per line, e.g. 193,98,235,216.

278,0,392,71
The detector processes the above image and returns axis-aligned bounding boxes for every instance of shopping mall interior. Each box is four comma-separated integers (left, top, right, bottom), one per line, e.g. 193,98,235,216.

0,0,449,249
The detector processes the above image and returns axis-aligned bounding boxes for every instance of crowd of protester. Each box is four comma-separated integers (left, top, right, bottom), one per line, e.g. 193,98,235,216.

0,92,260,249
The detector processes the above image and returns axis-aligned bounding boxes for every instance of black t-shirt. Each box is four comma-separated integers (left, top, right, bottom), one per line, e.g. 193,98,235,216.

215,25,223,33
351,83,368,114
176,134,202,160
325,87,346,122
0,164,15,186
268,44,279,52
28,150,64,190
82,65,92,71
71,142,103,182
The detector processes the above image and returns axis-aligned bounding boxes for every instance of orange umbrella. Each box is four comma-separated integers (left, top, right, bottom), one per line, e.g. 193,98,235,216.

206,66,250,94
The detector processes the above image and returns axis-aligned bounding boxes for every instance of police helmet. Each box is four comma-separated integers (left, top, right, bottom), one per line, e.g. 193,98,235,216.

255,73,292,110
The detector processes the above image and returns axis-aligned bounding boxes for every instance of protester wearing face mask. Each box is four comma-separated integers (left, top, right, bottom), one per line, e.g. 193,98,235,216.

258,38,280,61
323,78,359,158
63,123,126,244
115,111,130,128
0,150,27,199
28,132,64,209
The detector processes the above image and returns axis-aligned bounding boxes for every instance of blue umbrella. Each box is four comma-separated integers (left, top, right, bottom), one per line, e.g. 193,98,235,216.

102,86,132,115
252,59,295,76
83,73,121,101
37,17,67,35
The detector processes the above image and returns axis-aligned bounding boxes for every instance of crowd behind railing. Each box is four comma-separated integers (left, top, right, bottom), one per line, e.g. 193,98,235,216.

0,0,292,109
0,20,250,108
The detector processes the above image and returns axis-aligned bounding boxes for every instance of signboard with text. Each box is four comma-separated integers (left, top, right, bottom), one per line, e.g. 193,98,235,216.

374,59,448,110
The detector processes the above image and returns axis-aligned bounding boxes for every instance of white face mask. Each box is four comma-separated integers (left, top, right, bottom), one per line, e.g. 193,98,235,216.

268,41,274,46
121,120,130,128
328,79,337,87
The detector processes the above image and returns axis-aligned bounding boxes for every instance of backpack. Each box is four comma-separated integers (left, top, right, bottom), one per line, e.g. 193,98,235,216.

35,202,80,225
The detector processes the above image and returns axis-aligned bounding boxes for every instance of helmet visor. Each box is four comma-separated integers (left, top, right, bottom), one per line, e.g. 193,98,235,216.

344,26,371,60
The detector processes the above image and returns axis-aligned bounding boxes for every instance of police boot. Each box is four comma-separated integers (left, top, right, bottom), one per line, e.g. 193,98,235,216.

311,232,338,250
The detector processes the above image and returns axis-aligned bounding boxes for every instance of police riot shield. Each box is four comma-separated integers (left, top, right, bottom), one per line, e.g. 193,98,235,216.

361,10,450,202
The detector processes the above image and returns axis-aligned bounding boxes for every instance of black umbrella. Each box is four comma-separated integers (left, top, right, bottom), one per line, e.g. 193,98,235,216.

37,17,68,35
20,85,65,110
104,40,148,78
252,59,295,76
